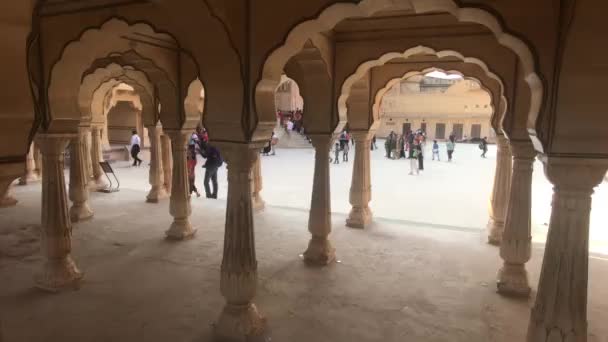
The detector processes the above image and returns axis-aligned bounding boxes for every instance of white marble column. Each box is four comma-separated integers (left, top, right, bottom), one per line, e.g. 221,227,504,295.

497,140,536,296
18,143,39,185
68,126,94,222
90,126,107,190
303,134,336,265
346,131,373,228
161,134,173,195
146,125,168,203
0,177,18,208
251,153,265,212
527,157,608,342
35,133,83,291
214,143,266,340
487,134,513,245
164,129,196,239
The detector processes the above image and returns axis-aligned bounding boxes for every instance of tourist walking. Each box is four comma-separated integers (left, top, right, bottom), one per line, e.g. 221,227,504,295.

417,138,424,171
372,135,377,150
333,142,340,164
271,131,278,155
187,149,201,198
407,131,415,159
446,135,455,162
203,144,222,199
409,142,419,175
432,140,440,161
130,129,142,166
343,140,350,162
480,137,488,158
384,133,392,158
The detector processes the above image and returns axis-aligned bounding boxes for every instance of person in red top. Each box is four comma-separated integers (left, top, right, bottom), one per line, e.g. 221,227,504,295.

187,148,201,198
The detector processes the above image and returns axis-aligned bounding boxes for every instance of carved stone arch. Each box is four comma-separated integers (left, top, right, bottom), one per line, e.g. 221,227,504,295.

83,51,178,129
284,40,336,134
81,63,156,126
44,18,180,133
339,47,510,131
255,0,543,142
369,63,506,133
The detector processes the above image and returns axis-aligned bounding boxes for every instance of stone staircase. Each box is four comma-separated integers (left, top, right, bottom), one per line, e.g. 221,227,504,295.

274,128,312,149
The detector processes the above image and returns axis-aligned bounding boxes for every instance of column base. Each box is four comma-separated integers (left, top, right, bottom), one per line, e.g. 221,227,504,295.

0,195,18,208
146,187,169,203
18,173,39,185
91,177,109,191
346,206,372,229
214,303,267,342
497,263,531,297
303,236,336,265
34,256,83,292
252,194,265,212
165,219,196,240
69,204,94,222
486,218,505,246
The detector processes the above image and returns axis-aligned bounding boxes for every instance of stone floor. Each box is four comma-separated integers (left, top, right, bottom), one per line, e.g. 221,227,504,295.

1,142,608,341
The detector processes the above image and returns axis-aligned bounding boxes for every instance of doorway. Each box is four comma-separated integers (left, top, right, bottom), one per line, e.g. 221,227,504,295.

452,123,464,140
471,124,482,139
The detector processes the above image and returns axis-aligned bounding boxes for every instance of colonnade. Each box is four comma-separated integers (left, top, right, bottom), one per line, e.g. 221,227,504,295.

2,119,606,341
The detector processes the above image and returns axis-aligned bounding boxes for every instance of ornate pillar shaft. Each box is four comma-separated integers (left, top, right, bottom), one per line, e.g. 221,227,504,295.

346,131,373,229
34,143,42,177
214,143,266,340
68,126,94,222
527,157,608,342
35,134,83,291
164,129,195,239
90,126,107,189
161,134,173,194
497,140,536,296
84,129,96,189
251,154,265,211
487,134,513,244
19,142,39,185
146,125,167,203
303,134,336,265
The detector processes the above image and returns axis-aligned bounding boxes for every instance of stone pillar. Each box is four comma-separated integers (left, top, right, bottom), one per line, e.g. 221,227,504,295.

83,129,96,190
251,153,265,211
0,178,18,208
18,143,39,185
346,131,373,228
214,143,266,340
303,134,336,265
487,134,513,244
527,157,608,342
90,126,107,190
146,125,168,203
161,134,173,195
164,129,196,239
34,143,42,177
497,140,536,296
68,126,94,222
35,134,83,291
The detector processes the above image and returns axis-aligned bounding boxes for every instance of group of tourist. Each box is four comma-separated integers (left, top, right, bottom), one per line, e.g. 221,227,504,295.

331,130,352,164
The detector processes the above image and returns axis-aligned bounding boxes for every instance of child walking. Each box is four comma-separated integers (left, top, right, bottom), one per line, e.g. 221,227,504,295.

409,143,419,175
187,148,201,197
342,141,350,162
333,142,340,164
432,140,440,161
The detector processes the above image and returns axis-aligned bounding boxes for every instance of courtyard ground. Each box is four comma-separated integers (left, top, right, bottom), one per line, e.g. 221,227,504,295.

1,141,607,341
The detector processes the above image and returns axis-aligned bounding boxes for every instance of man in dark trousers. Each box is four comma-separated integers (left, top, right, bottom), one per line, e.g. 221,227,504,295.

202,144,222,199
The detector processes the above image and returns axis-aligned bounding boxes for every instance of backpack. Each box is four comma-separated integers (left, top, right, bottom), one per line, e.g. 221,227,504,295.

478,143,484,150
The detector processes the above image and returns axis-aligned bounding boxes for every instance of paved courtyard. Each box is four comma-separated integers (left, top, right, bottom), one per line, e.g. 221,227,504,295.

1,141,607,342
117,140,608,254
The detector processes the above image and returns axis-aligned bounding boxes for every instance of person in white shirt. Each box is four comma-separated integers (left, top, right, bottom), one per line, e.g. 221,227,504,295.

130,130,142,166
286,119,294,136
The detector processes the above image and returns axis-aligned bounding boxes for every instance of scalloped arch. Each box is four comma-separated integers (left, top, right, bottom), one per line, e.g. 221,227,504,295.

184,78,205,128
81,63,155,125
47,18,180,132
372,66,506,132
255,0,542,139
94,75,155,127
